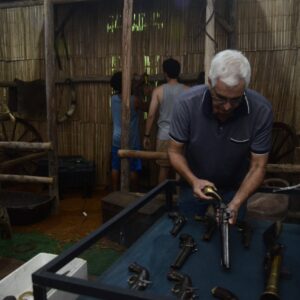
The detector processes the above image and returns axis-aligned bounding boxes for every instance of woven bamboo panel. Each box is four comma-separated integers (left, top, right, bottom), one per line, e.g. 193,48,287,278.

0,6,44,61
236,0,299,136
236,0,297,51
247,50,297,124
0,0,299,186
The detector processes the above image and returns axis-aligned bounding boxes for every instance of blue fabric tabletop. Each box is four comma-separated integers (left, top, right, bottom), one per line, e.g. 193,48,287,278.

88,216,300,299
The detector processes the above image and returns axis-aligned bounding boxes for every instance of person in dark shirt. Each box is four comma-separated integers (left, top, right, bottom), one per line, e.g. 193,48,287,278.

168,50,273,224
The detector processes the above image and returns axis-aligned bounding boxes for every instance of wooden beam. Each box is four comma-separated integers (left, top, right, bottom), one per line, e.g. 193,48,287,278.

0,72,201,87
0,0,42,9
118,150,168,160
266,164,300,174
45,0,60,210
56,73,201,84
0,0,98,7
0,151,47,171
52,0,95,4
0,82,17,87
0,141,52,150
118,151,300,175
0,174,53,184
204,0,216,83
215,13,233,33
120,0,133,192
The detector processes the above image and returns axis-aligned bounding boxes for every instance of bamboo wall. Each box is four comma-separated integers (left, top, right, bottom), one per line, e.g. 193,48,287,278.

236,0,300,132
0,0,299,187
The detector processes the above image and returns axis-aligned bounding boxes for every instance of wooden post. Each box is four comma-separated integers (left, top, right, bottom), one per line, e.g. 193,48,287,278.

120,0,133,192
45,0,60,211
228,0,237,49
294,49,300,137
204,0,216,84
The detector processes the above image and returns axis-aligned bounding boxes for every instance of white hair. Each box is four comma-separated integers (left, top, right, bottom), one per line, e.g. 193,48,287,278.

208,50,251,88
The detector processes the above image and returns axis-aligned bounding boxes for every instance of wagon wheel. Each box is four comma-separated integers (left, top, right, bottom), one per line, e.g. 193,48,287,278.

0,117,43,176
269,122,297,164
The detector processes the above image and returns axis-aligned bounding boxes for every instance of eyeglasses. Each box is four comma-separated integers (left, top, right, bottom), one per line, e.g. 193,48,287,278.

211,89,244,106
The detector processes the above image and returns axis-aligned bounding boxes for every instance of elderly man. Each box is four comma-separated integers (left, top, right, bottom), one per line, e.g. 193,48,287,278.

168,50,273,224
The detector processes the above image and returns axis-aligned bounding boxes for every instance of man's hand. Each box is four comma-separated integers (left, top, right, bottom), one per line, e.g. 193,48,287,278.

168,140,216,201
225,152,268,225
192,179,216,200
226,202,239,225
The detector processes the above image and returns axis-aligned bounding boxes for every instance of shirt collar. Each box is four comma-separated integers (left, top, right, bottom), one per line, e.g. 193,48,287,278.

202,86,250,119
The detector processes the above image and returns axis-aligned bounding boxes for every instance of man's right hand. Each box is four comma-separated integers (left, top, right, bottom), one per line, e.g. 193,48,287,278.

192,179,216,200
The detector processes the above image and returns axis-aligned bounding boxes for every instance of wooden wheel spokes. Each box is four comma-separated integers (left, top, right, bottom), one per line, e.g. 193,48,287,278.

0,117,43,175
269,122,297,164
1,122,8,141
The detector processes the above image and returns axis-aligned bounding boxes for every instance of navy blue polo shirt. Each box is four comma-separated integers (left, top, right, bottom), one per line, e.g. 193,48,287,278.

169,85,273,189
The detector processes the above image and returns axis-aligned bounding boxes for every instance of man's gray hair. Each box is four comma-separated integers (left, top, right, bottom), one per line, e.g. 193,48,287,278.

209,50,251,88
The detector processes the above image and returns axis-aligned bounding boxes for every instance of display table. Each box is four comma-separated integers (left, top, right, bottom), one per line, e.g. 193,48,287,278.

95,216,300,300
32,181,300,300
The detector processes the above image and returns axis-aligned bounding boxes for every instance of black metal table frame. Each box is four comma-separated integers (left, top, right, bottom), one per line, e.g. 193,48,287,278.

32,180,300,300
32,180,177,300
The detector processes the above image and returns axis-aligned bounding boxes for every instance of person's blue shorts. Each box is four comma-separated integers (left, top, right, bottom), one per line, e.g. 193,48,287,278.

111,146,142,172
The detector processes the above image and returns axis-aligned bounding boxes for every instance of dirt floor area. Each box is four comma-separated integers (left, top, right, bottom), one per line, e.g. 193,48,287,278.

0,188,116,280
12,189,109,243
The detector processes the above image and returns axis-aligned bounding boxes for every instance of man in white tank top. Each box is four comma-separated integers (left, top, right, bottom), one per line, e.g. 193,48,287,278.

143,58,188,183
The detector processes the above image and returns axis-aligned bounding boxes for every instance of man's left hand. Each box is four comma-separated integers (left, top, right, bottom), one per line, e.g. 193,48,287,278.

227,202,239,225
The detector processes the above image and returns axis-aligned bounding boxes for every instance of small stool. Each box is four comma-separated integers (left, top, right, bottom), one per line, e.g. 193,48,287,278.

101,191,165,246
247,193,289,221
247,178,290,221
